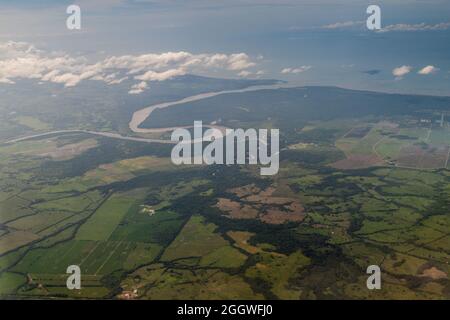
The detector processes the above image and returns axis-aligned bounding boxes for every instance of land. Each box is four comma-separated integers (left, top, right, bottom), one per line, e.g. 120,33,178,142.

0,80,449,299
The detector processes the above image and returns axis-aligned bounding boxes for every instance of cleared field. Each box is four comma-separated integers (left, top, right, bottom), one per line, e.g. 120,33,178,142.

109,208,185,245
396,145,449,169
75,193,135,241
17,273,109,298
161,215,229,261
245,251,310,299
83,156,174,185
0,272,26,295
14,116,51,131
335,122,450,170
334,125,388,168
0,196,34,224
429,128,450,145
397,127,429,140
35,138,98,161
14,240,97,274
199,245,247,269
7,212,73,233
0,231,39,255
13,238,160,278
80,241,130,275
348,128,385,155
123,242,162,270
375,138,405,159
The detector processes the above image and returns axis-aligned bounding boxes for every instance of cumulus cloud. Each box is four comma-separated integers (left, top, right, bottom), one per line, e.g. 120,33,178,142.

0,41,258,94
135,68,186,81
227,53,256,70
238,70,252,77
418,65,439,75
281,66,312,74
128,81,148,95
199,53,256,71
392,65,412,79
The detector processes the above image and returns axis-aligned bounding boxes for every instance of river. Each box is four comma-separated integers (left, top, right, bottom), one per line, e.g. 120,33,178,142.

4,83,290,145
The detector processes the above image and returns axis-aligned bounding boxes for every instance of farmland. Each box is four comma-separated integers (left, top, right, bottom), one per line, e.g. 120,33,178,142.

0,86,449,299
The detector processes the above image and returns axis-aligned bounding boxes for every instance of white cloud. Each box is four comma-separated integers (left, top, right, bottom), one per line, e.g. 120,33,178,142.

0,41,258,94
226,53,256,70
238,70,252,77
315,20,450,33
107,76,128,84
128,81,148,95
321,20,364,29
238,70,265,78
379,22,450,32
418,65,439,75
392,65,412,79
135,68,186,81
281,66,311,74
199,53,256,71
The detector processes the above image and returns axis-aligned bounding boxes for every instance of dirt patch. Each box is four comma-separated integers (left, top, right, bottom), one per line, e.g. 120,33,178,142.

38,139,98,160
418,146,449,169
419,267,447,280
215,198,259,219
260,209,304,224
397,145,448,169
227,231,261,254
215,185,305,225
228,184,261,198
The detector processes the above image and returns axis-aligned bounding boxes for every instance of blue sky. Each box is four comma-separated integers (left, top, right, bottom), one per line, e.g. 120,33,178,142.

0,0,449,95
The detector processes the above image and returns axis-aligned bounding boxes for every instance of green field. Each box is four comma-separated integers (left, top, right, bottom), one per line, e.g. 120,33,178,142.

1,87,450,300
75,194,136,241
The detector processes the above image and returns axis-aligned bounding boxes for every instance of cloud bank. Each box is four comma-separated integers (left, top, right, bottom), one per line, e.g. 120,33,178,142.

0,41,258,94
